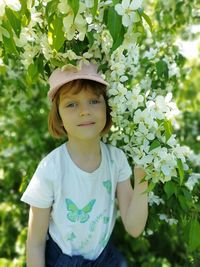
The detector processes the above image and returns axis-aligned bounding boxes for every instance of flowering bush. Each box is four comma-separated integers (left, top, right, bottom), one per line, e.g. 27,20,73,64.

0,0,189,185
0,0,200,265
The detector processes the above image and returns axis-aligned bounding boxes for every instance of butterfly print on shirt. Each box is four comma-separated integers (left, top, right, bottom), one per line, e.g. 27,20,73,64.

65,198,96,223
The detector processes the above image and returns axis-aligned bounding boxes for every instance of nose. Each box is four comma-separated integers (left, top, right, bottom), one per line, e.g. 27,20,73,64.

79,103,91,116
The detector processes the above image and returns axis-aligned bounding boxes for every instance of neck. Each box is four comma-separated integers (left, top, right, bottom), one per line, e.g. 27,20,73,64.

67,137,101,159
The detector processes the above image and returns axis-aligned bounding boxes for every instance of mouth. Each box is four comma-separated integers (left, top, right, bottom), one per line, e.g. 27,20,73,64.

78,122,96,127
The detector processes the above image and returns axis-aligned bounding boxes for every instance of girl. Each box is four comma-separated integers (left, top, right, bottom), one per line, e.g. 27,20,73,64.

21,62,148,267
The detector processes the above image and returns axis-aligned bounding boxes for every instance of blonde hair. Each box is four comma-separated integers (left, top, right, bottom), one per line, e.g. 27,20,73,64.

48,79,112,139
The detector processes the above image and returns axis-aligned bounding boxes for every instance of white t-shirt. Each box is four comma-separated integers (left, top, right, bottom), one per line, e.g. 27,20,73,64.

21,141,132,260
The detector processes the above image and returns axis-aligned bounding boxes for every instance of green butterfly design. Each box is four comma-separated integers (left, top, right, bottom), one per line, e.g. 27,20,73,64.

103,180,112,194
103,216,109,224
65,198,96,223
67,232,76,241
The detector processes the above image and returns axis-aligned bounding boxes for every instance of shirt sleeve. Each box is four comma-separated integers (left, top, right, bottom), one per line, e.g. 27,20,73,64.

20,157,54,208
117,149,132,182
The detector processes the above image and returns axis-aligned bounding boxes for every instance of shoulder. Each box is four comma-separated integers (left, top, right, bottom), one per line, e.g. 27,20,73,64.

101,141,127,161
37,143,66,170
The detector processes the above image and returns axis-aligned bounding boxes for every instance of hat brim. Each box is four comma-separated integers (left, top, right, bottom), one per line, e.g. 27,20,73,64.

48,75,108,101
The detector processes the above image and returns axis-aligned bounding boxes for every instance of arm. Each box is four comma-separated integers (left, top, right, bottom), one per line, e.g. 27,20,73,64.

117,166,148,238
26,206,51,267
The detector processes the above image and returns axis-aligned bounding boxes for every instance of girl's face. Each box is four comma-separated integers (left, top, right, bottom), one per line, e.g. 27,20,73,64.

58,87,107,141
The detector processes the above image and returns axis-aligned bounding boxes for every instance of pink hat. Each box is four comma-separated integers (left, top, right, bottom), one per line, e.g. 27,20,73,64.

48,62,108,101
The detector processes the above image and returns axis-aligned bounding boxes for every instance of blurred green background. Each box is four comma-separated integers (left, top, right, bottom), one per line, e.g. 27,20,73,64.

0,0,200,266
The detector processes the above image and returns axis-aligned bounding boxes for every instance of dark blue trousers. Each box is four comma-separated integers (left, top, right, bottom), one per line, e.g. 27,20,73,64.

45,234,128,267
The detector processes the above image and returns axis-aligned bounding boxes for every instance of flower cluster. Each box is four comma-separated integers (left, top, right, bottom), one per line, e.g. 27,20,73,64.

0,0,191,188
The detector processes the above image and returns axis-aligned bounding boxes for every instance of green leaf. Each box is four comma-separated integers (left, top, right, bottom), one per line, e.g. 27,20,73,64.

182,188,192,203
111,26,126,53
49,15,65,51
188,217,200,252
90,0,98,18
177,159,184,185
67,0,79,19
164,119,172,141
144,182,156,193
156,60,168,80
107,7,121,42
5,7,21,37
106,7,126,53
0,26,10,38
1,18,19,56
27,61,39,84
177,194,188,211
140,10,153,32
2,35,19,56
149,140,161,151
86,31,95,47
19,0,31,26
164,181,176,199
46,0,60,17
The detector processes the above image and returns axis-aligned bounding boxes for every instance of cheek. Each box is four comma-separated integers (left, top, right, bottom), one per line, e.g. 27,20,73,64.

99,107,107,124
59,110,72,126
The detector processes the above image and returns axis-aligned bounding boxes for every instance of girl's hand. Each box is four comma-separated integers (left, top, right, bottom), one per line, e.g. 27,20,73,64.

134,166,147,187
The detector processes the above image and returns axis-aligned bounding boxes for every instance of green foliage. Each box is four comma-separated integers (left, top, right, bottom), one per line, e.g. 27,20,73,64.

106,6,126,52
67,0,80,19
0,0,199,266
49,15,65,52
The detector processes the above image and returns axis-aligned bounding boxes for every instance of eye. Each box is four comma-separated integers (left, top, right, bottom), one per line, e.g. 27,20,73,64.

90,99,100,104
66,102,77,108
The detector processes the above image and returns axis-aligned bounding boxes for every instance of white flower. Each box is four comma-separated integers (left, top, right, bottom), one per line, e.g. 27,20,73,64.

20,44,40,68
143,48,157,60
31,10,43,25
20,28,37,46
123,29,141,48
99,1,112,8
109,95,127,116
59,1,87,41
58,1,72,14
0,0,21,16
189,151,200,166
140,76,152,90
109,83,127,97
168,62,180,78
166,134,177,146
110,52,126,78
85,0,94,8
135,123,155,142
158,213,168,221
133,108,154,127
126,85,144,111
146,229,153,235
40,35,53,60
127,43,140,64
63,13,87,41
148,147,177,180
158,214,178,225
185,173,200,191
168,218,178,225
101,30,113,54
148,192,165,206
61,50,80,61
115,0,142,27
146,92,180,120
132,144,153,165
172,145,190,163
